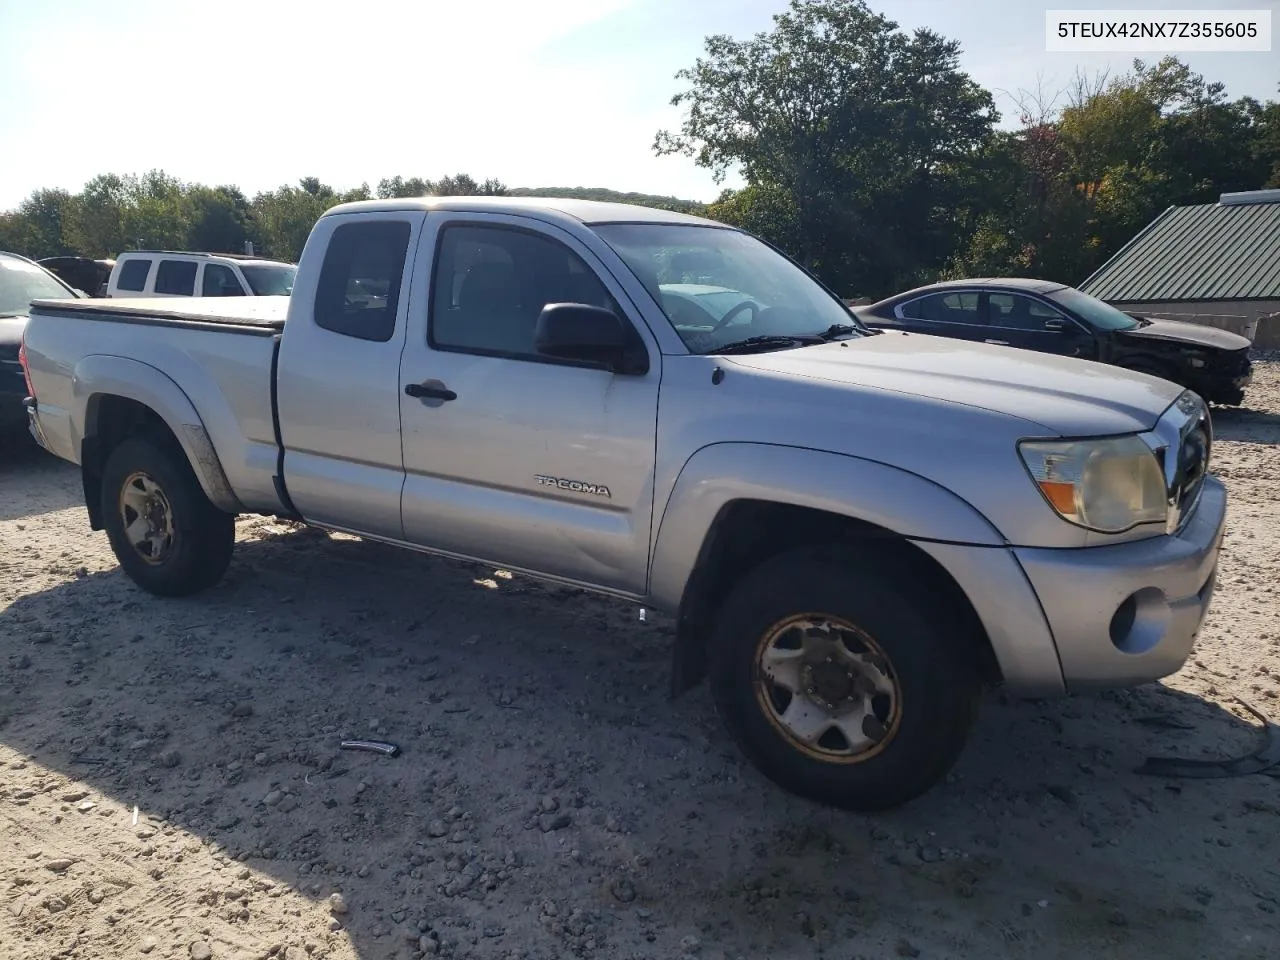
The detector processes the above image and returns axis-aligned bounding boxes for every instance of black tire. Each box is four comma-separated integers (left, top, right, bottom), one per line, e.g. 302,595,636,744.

707,544,982,812
100,435,236,597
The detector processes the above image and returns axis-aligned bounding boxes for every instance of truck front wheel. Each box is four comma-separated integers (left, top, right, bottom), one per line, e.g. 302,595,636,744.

100,436,236,597
708,545,982,812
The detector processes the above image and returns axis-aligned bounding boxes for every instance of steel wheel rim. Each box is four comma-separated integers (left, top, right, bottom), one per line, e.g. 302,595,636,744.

752,613,901,764
118,471,176,565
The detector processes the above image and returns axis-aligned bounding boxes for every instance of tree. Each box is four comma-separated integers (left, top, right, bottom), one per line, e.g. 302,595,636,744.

0,189,77,258
654,0,997,295
1252,87,1280,186
949,57,1278,284
377,176,433,199
378,174,508,198
184,186,252,253
66,174,133,257
124,170,191,252
705,183,802,255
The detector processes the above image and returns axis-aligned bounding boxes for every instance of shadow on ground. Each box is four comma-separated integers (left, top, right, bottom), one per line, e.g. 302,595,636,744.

0,435,82,522
2,524,1278,959
1213,404,1280,444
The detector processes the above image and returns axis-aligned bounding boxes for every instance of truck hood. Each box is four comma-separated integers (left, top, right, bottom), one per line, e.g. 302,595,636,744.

723,329,1183,436
1119,316,1252,352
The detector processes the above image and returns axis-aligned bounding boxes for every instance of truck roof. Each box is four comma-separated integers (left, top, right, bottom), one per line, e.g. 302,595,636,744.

116,250,295,266
319,195,726,228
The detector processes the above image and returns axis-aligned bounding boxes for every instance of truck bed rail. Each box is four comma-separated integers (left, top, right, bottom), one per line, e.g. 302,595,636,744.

29,296,288,334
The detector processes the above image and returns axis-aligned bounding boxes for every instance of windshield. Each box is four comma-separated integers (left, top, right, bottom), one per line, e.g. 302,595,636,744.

239,263,296,296
0,256,77,316
1046,286,1140,331
593,223,865,353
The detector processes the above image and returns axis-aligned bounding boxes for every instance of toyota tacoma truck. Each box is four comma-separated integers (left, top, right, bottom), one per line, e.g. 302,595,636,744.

19,196,1226,812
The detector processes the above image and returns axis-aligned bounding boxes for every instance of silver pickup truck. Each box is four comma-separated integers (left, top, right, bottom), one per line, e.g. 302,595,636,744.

19,197,1226,812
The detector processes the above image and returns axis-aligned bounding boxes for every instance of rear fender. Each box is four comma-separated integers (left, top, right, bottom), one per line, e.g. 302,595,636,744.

72,355,242,515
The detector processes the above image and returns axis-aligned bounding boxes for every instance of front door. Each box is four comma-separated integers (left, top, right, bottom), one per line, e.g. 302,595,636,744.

397,213,662,597
984,291,1098,360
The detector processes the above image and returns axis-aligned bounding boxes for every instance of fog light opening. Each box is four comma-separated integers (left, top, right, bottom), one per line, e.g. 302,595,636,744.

1109,596,1137,647
1109,587,1172,655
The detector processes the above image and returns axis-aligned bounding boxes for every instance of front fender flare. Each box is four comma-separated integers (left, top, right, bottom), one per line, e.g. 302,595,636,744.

72,354,243,514
647,441,1006,614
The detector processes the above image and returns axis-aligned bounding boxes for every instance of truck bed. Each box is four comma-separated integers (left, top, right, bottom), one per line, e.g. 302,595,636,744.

29,295,289,332
23,296,287,516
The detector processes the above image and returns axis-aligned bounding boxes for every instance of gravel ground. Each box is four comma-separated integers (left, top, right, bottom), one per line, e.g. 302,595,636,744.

2,359,1278,960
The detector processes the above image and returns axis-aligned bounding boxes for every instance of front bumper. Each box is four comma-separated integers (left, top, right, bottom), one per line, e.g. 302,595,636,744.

1013,474,1227,691
1197,354,1253,404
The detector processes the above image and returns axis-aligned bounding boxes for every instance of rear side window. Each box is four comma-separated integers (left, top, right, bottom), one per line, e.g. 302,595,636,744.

155,259,197,295
202,263,243,296
115,259,152,292
314,220,412,342
900,291,983,325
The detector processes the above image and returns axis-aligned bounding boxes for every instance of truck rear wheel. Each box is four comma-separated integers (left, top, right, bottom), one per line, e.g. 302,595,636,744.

707,545,981,811
100,436,235,597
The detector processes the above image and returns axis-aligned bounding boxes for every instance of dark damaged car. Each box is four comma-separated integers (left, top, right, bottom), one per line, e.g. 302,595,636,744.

854,278,1254,406
1,251,82,437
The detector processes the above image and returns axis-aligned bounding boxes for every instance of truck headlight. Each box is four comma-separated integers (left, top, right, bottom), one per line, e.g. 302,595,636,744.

1018,436,1168,533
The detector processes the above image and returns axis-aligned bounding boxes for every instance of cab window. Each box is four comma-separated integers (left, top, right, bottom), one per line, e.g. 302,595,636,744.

201,263,243,296
154,259,197,295
314,220,412,342
115,259,152,292
899,291,982,325
429,223,621,359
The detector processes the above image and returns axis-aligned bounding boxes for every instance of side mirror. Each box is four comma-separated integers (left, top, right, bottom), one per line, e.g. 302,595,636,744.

534,303,646,374
1043,318,1066,332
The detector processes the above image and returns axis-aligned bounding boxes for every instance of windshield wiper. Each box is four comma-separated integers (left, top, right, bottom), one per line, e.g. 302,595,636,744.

817,322,865,340
710,335,826,355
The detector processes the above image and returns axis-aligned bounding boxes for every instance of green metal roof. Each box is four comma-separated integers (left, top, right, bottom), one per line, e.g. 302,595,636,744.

1078,191,1280,303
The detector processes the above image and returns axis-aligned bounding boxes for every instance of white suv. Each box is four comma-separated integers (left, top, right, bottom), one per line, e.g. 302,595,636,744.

106,251,296,299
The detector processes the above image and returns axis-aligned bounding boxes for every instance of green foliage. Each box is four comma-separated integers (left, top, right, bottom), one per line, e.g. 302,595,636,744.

3,6,1278,299
658,3,1279,296
706,183,801,252
655,0,998,296
0,168,703,264
377,174,509,199
506,186,704,215
0,189,77,258
948,56,1278,286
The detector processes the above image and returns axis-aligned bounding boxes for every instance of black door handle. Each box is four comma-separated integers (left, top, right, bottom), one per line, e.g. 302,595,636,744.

405,383,457,401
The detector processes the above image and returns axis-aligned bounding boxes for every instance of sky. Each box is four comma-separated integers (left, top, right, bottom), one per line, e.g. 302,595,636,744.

0,0,1277,211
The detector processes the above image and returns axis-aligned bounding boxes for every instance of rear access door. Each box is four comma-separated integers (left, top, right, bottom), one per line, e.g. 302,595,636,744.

275,210,428,540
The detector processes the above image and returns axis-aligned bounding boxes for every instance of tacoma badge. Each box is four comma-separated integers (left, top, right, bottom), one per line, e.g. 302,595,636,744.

535,474,612,498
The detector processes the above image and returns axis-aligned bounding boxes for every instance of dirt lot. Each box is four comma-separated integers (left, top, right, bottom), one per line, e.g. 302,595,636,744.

2,362,1279,960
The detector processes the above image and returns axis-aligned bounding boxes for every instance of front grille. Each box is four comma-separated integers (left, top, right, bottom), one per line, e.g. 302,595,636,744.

1228,347,1252,376
1174,421,1210,525
1165,392,1212,533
